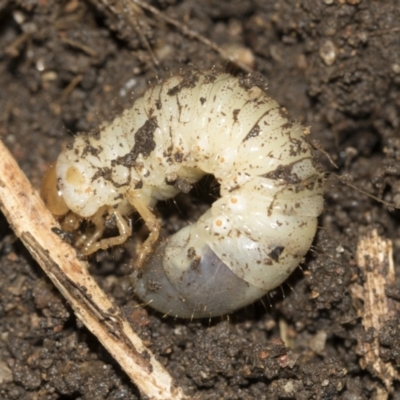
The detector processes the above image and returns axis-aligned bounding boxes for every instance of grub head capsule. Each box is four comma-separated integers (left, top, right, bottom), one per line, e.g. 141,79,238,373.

43,70,324,318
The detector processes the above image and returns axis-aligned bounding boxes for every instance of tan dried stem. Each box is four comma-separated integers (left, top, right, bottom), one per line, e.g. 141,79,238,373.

352,229,400,396
0,141,188,400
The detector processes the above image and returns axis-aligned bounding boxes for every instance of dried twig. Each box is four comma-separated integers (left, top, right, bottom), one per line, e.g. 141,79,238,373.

352,229,400,396
0,141,188,400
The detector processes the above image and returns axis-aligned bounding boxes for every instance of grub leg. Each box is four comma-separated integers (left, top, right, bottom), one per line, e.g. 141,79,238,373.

80,207,132,255
127,192,160,267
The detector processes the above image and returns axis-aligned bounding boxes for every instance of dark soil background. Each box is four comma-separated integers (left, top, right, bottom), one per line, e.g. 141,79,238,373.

1,0,400,399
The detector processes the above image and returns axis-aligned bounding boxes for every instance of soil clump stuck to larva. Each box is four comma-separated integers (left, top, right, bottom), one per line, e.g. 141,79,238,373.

1,0,400,399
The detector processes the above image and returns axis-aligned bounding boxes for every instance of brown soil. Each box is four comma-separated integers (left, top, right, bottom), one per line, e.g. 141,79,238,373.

1,0,400,399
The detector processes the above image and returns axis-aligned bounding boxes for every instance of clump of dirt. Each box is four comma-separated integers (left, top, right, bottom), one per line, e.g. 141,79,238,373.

1,0,400,399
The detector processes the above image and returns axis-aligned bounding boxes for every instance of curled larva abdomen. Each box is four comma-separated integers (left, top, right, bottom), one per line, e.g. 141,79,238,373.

42,70,324,319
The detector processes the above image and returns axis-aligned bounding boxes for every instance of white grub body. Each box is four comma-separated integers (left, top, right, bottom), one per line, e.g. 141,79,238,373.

55,70,324,318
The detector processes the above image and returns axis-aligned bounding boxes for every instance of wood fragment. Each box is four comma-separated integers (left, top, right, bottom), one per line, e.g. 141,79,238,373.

0,141,188,400
353,229,400,395
60,37,98,57
5,32,30,57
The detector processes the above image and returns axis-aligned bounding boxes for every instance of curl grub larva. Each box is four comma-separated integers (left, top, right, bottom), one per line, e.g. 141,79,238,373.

41,70,324,319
